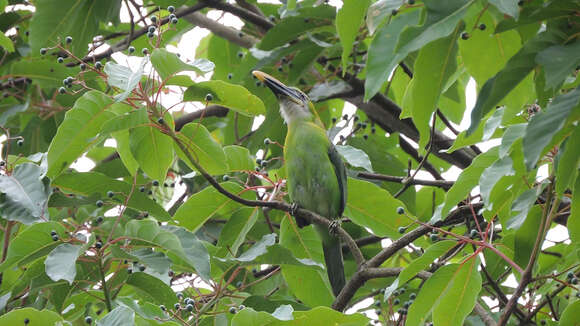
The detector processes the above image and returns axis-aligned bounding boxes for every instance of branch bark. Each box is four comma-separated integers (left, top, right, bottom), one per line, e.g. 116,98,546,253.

357,172,454,189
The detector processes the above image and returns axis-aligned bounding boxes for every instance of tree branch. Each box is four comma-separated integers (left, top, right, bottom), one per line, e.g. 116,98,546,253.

357,172,453,189
203,0,274,31
182,12,259,48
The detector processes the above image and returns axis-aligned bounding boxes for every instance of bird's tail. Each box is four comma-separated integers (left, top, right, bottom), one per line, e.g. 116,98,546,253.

316,225,345,297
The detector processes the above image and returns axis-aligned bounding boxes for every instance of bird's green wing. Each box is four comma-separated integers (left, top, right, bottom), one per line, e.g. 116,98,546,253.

328,143,347,217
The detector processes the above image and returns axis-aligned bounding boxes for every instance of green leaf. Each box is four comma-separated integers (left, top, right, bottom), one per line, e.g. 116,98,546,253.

44,243,81,285
433,148,499,222
104,57,147,102
406,259,481,326
10,60,81,89
507,185,544,230
336,0,370,71
126,220,209,279
346,178,411,237
279,218,333,307
233,233,276,262
232,306,368,326
402,25,461,149
0,307,64,325
163,225,211,281
384,240,456,300
0,222,65,272
184,81,265,116
29,0,121,56
0,32,14,52
459,8,521,86
366,0,403,35
173,182,248,232
514,205,542,269
218,207,259,256
556,126,580,196
500,123,526,158
224,145,255,171
130,124,174,182
126,272,178,307
97,306,135,326
125,247,172,275
488,0,519,19
365,9,421,101
559,294,580,326
467,31,564,134
479,156,515,205
51,171,171,221
536,41,580,90
523,86,580,170
174,123,228,175
113,130,139,175
259,6,336,50
100,109,149,134
0,163,50,224
335,145,373,172
46,91,117,178
569,175,580,243
151,48,214,80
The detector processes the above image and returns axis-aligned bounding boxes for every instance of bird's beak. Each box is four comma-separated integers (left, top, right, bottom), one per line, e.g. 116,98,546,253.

252,70,304,105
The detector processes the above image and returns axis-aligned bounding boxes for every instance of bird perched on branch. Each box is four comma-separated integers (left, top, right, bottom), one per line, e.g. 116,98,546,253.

252,70,347,297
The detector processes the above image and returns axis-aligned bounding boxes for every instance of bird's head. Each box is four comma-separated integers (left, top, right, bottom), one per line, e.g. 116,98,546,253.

252,70,313,124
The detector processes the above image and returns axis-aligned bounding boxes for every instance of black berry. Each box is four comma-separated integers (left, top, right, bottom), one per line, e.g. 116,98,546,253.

148,26,156,33
59,87,66,94
205,93,213,101
17,139,24,147
95,62,102,69
57,57,64,63
95,241,103,249
139,186,145,192
461,32,470,40
229,307,237,314
96,200,104,207
186,304,193,311
107,191,114,198
396,207,405,214
52,234,59,241
65,36,73,44
398,227,406,234
171,17,178,24
128,46,135,54
40,48,47,55
167,5,175,13
479,23,486,30
152,180,159,186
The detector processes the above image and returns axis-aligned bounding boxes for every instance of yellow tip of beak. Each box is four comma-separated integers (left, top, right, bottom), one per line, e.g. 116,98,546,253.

252,70,267,82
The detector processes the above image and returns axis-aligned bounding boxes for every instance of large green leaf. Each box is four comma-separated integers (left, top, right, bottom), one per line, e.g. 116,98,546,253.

433,147,499,222
336,0,370,71
384,240,456,300
104,57,147,102
279,218,333,307
523,86,580,170
129,124,174,182
0,222,65,272
0,163,50,224
126,220,210,280
406,259,481,326
402,25,461,149
29,0,121,55
218,207,260,256
556,126,580,196
514,205,542,269
51,171,171,221
163,225,211,281
488,0,519,19
173,182,249,232
559,298,580,326
100,109,149,134
232,306,368,326
0,307,64,325
364,9,421,101
183,80,265,116
467,31,564,134
174,122,228,175
345,178,411,237
224,145,255,171
44,243,82,285
46,91,117,178
125,272,178,307
536,41,580,90
335,145,373,172
97,306,135,326
365,0,403,35
151,48,214,80
459,8,521,86
479,156,515,205
258,5,336,50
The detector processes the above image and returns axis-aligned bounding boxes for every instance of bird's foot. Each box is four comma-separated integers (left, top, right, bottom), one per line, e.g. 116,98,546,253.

328,220,341,236
290,203,299,216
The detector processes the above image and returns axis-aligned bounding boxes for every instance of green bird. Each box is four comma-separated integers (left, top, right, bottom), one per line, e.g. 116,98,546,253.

253,71,347,297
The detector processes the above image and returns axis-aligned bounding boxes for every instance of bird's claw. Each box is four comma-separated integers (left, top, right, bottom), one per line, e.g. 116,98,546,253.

290,203,299,216
328,220,340,236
